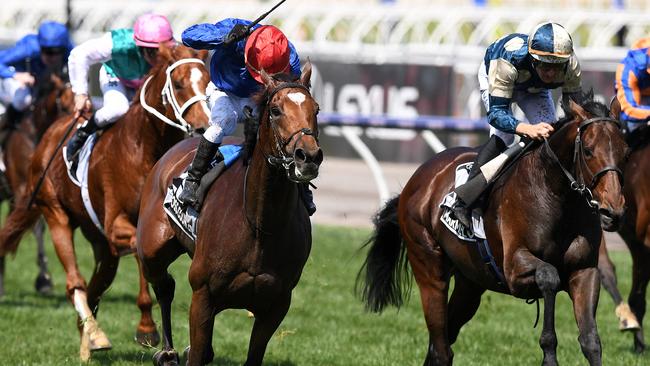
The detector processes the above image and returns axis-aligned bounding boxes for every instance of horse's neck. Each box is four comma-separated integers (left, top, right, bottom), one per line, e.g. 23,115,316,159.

112,103,185,167
245,145,299,234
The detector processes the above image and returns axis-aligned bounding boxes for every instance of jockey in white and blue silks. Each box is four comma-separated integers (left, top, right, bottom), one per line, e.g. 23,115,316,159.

65,13,176,163
0,21,73,114
451,22,583,228
180,18,316,215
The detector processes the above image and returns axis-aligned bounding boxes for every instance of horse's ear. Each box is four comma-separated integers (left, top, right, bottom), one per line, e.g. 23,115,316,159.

300,61,312,89
195,49,209,62
260,69,277,89
157,43,174,63
569,99,589,120
610,95,622,120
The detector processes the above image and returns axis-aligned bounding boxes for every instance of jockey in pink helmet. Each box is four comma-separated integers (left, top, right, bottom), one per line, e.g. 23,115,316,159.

65,13,176,165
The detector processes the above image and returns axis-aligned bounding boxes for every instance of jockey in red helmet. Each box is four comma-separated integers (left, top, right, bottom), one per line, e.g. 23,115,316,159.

180,19,315,215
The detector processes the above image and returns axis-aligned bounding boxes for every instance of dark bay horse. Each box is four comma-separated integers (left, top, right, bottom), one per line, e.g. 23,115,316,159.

0,71,74,297
359,96,627,365
0,45,210,361
137,64,322,366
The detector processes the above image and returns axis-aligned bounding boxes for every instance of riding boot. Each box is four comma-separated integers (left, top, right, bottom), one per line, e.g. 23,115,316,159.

299,183,316,216
178,136,221,208
452,135,507,227
64,114,99,162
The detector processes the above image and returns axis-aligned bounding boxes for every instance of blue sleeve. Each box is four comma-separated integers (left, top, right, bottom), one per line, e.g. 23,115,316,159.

0,35,39,78
487,95,519,133
182,18,253,50
288,42,301,77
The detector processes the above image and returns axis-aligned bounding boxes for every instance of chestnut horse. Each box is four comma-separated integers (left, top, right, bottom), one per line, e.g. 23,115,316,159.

136,65,322,366
359,95,627,365
0,71,74,297
0,45,210,361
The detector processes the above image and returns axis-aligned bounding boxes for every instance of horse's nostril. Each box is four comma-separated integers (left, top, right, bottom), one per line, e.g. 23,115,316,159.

314,149,323,165
294,148,306,163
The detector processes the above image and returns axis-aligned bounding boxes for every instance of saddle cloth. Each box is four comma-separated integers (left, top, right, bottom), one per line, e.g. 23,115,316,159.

163,144,243,242
64,132,105,233
439,162,487,242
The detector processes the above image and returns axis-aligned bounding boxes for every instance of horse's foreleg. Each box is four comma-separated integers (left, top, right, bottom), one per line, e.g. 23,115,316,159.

598,237,639,331
506,250,559,365
568,267,602,366
243,292,291,366
628,248,650,353
447,272,485,345
33,217,53,295
188,285,216,366
536,263,561,366
134,255,160,347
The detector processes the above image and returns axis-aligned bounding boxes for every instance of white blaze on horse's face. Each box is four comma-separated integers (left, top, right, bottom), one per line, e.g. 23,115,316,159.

287,92,306,107
190,67,210,117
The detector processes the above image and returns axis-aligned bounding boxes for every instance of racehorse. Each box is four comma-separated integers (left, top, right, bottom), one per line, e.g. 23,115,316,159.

359,94,627,366
0,44,210,361
0,71,74,297
136,64,322,366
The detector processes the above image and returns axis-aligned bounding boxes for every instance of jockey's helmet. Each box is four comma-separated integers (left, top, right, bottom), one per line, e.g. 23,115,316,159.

133,14,176,48
37,21,70,51
528,22,573,64
245,25,291,84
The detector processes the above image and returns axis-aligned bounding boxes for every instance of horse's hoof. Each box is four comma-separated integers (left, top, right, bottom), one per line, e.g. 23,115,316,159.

616,303,641,331
181,346,190,365
135,329,161,347
153,349,180,366
34,272,53,295
84,317,112,352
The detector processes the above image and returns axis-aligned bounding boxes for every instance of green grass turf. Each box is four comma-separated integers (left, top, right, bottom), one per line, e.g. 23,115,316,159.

0,225,649,365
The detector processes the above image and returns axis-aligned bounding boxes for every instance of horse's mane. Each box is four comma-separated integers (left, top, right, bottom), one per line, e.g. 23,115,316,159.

554,89,609,131
243,73,300,164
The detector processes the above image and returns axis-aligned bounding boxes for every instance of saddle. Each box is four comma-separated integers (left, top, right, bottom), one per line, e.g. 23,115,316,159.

163,144,243,246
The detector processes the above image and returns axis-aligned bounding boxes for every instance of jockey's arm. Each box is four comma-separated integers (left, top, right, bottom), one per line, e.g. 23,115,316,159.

68,32,113,98
182,19,254,50
615,60,650,123
0,36,37,79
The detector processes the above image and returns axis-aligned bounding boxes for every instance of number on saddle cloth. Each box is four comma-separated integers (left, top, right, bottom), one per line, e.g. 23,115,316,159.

163,144,243,244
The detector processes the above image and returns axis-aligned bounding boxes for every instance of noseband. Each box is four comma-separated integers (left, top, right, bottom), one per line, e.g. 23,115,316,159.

261,82,319,180
544,116,623,209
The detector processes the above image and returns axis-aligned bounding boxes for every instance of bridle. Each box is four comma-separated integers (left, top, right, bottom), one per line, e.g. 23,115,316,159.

544,116,623,209
260,81,319,181
140,58,210,134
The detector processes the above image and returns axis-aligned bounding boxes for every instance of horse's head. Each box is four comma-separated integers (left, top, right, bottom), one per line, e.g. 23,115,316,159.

140,44,211,132
562,96,628,231
254,62,323,182
32,71,74,137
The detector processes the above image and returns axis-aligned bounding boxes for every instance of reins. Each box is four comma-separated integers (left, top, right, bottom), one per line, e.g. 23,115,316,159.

543,116,623,209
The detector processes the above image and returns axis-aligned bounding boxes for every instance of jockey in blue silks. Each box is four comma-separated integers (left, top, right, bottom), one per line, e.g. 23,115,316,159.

452,22,583,228
180,18,315,215
0,21,73,113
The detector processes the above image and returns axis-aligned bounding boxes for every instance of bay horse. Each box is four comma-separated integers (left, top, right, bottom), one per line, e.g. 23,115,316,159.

0,71,74,297
359,95,627,365
0,44,210,361
136,64,322,365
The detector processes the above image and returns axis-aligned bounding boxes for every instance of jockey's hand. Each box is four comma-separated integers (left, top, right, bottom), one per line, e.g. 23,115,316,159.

225,23,249,45
515,122,554,141
73,93,92,118
13,72,35,87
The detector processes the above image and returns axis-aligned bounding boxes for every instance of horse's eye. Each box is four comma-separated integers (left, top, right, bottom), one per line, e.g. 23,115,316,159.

584,147,593,157
174,81,183,89
270,106,282,118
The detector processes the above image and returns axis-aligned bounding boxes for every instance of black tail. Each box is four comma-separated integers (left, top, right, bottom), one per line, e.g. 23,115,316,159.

356,195,411,313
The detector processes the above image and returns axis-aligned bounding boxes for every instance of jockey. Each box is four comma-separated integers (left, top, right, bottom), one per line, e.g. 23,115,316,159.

452,22,583,228
180,18,316,215
615,37,650,132
0,21,73,114
65,13,176,162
